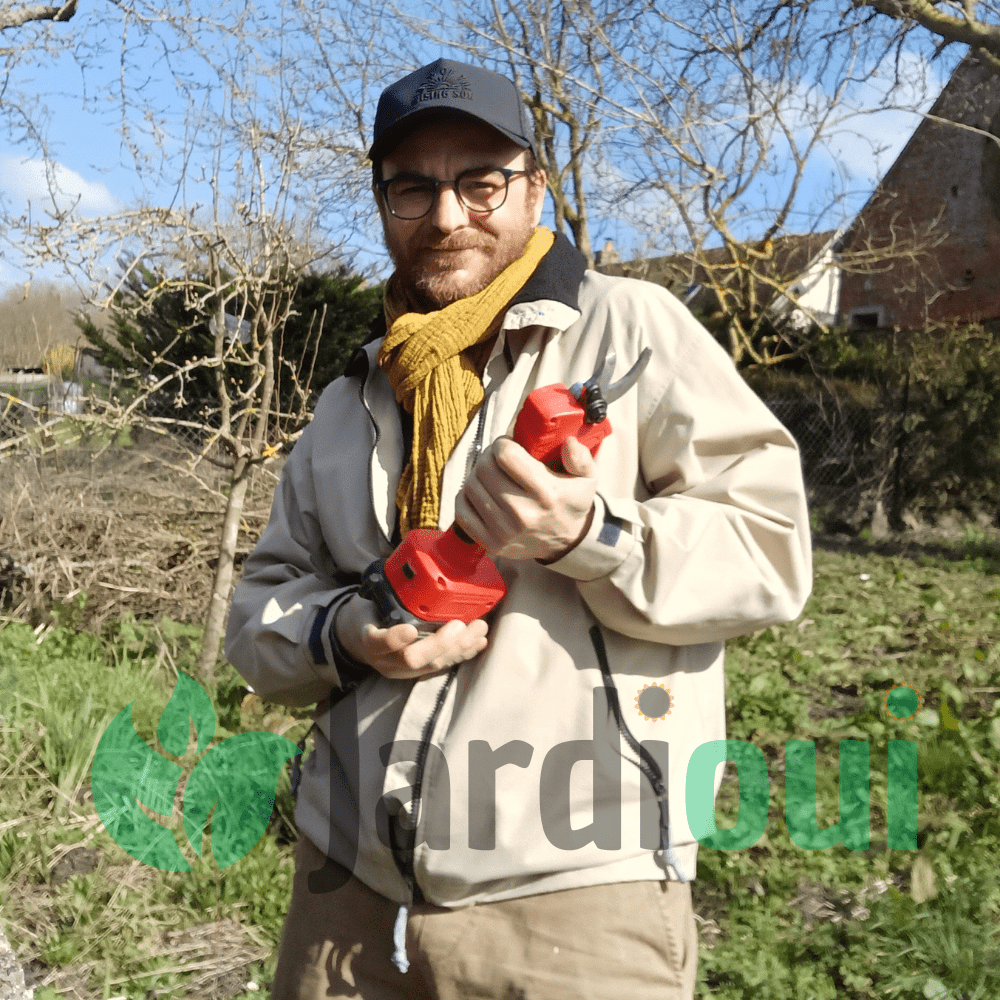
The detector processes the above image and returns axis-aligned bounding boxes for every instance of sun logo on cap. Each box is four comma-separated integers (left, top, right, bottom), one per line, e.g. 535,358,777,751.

635,683,672,721
416,68,472,103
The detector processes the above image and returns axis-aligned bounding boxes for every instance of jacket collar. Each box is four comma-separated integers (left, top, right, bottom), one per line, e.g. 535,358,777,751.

349,312,386,378
498,230,585,337
507,230,586,312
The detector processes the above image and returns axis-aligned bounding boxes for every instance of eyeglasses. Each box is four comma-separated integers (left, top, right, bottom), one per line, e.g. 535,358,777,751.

375,166,532,220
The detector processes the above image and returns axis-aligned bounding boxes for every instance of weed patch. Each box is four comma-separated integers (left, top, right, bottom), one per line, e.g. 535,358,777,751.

0,543,997,998
0,615,309,1000
698,545,1000,998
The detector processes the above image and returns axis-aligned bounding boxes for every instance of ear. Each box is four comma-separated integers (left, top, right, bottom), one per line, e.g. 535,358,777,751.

529,170,547,226
373,186,390,227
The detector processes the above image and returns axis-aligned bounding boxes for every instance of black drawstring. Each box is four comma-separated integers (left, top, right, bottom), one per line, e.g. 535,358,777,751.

588,624,687,882
289,723,314,801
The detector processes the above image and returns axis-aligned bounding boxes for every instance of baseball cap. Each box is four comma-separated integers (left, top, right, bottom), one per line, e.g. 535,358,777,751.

368,58,535,164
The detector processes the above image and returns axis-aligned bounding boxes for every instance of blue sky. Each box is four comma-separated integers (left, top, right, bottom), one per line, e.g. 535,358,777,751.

0,3,955,292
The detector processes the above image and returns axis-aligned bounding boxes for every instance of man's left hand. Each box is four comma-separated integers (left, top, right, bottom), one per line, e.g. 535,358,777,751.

455,435,597,562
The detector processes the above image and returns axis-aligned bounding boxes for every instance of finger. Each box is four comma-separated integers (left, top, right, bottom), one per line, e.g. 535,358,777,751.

422,618,473,656
487,436,546,492
560,436,597,478
465,489,508,546
385,622,421,648
453,491,493,549
363,621,419,655
404,619,488,670
447,619,489,658
465,618,489,639
461,474,522,550
472,446,525,500
373,618,489,679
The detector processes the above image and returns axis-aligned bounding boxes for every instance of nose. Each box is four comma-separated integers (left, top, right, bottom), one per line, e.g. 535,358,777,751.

428,181,469,233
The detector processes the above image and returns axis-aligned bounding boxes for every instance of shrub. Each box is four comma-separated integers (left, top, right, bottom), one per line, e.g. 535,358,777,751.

75,260,383,428
747,323,1000,527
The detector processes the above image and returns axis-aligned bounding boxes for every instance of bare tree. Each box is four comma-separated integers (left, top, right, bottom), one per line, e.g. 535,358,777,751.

349,0,947,367
0,0,378,678
0,0,965,666
9,175,325,683
851,0,1000,70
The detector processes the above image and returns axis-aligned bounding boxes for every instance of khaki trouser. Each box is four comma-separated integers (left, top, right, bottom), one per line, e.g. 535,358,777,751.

271,835,699,1000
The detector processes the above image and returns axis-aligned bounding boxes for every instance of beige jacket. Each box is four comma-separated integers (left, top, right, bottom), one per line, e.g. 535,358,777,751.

225,260,812,908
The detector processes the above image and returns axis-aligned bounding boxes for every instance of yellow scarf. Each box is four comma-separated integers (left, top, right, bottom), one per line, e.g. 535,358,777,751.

379,226,555,535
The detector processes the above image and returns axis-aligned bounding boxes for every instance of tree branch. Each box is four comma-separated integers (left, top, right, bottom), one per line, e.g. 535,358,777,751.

0,0,78,31
855,0,1000,69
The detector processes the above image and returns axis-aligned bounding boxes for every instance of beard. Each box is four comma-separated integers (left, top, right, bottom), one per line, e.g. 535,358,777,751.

384,212,539,313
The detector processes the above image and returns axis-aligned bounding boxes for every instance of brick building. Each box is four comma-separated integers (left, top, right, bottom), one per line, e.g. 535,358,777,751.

838,53,1000,331
596,231,840,328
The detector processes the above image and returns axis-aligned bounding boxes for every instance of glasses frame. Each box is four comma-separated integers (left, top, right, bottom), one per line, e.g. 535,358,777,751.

375,166,532,220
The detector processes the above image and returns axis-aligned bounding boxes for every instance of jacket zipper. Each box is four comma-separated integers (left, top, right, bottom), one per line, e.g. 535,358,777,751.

394,666,458,895
388,666,458,973
397,369,488,896
351,344,458,970
363,339,497,966
462,336,512,490
355,349,392,548
462,401,490,489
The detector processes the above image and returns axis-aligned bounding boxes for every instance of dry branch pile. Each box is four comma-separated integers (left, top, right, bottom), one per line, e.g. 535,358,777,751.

0,441,278,629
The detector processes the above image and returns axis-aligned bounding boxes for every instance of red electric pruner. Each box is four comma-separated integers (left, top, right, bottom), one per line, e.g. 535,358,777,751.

359,330,652,631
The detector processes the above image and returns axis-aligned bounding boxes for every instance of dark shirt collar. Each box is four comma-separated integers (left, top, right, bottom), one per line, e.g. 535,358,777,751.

506,230,587,313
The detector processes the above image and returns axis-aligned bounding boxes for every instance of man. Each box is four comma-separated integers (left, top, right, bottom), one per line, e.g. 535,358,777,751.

226,58,812,1000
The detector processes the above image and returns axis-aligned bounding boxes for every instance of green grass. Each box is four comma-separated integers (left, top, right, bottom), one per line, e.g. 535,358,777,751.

1,540,998,999
0,609,310,1000
698,541,1000,999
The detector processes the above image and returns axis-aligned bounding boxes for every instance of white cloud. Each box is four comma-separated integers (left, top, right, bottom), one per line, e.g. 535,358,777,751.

0,155,120,217
826,109,922,186
823,50,949,186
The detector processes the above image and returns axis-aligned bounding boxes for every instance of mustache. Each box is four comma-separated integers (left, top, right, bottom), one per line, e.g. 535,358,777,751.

421,234,492,253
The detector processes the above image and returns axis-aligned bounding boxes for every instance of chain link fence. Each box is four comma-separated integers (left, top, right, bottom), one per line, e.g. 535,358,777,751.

758,385,907,530
136,385,893,517
763,395,876,504
0,374,231,456
138,389,223,453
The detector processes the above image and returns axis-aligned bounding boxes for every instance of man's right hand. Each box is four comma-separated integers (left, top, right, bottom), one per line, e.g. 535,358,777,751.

336,592,489,680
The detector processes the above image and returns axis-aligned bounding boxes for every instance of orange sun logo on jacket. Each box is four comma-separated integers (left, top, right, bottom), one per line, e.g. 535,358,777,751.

635,683,672,721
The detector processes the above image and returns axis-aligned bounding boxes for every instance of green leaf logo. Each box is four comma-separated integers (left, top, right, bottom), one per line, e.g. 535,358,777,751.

182,732,304,868
92,673,300,871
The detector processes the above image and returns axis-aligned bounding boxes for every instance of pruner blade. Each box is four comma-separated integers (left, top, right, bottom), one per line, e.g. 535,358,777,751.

602,347,652,406
571,329,652,425
585,326,616,393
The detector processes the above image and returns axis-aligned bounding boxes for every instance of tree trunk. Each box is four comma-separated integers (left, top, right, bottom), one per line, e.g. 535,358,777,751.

197,319,276,684
197,456,251,683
